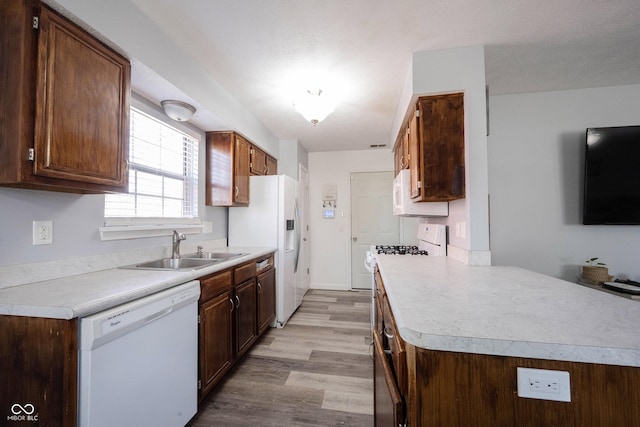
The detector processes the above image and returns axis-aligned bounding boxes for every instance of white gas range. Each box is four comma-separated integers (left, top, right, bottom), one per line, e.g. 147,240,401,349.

364,224,447,328
365,223,447,272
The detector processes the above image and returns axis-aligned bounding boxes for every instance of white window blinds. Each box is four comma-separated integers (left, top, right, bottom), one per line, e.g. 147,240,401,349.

105,108,199,220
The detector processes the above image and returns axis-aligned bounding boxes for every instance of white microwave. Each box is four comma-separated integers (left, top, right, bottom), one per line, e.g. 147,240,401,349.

392,169,448,217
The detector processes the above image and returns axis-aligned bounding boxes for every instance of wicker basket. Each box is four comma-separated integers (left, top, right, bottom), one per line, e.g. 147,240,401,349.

582,265,610,284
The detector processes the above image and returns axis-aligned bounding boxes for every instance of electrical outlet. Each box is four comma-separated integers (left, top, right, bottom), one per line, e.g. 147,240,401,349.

517,367,571,402
33,220,53,245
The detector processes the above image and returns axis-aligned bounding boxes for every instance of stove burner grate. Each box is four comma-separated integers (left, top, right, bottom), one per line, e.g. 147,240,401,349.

375,245,428,256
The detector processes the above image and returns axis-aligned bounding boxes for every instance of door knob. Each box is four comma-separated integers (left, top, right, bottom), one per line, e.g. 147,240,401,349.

352,237,357,242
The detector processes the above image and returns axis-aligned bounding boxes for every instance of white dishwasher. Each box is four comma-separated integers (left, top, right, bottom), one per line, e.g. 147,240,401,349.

78,280,200,427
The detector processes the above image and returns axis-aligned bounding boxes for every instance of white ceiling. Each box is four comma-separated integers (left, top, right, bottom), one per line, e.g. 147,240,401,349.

130,0,640,153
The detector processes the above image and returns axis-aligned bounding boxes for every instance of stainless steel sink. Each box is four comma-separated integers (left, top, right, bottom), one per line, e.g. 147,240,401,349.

120,257,220,271
182,252,246,260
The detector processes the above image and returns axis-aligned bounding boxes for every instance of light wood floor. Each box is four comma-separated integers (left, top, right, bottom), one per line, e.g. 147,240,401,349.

190,289,374,426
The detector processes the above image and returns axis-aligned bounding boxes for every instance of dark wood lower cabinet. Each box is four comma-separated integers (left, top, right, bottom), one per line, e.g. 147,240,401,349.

407,347,640,427
198,254,276,403
0,316,77,426
257,267,276,335
373,330,404,427
234,278,257,357
199,291,233,401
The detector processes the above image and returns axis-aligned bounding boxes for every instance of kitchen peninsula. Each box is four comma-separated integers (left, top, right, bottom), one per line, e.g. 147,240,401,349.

375,254,640,426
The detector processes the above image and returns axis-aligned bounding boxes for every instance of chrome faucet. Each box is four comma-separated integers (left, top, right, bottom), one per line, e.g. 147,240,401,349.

171,230,186,259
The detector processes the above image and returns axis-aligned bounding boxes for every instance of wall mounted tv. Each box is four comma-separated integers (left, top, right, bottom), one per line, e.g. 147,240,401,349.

583,125,640,225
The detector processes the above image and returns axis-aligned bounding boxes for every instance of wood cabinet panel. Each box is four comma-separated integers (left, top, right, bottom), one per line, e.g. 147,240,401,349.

205,131,250,206
234,261,257,285
235,278,257,357
257,267,276,335
199,291,233,401
250,146,267,175
413,93,465,202
373,330,404,427
409,347,640,427
265,154,277,175
0,1,130,193
200,270,232,302
0,316,78,427
382,295,407,396
250,145,277,176
34,6,129,187
234,135,251,204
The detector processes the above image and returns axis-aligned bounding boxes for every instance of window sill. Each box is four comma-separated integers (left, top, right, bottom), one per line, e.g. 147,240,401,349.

99,224,206,241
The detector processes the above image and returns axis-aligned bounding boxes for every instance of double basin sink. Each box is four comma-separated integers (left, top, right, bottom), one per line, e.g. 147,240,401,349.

120,252,246,271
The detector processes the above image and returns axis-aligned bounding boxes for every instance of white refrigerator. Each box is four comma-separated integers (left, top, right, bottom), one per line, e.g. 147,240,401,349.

228,175,303,327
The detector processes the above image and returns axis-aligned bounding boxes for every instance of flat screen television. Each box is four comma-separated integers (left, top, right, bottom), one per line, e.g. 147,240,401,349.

583,125,640,225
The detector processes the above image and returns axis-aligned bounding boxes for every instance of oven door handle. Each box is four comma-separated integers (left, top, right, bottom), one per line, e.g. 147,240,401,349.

364,251,373,273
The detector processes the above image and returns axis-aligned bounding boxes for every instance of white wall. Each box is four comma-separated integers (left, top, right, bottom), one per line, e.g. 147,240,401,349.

308,149,395,290
392,46,490,264
488,83,640,282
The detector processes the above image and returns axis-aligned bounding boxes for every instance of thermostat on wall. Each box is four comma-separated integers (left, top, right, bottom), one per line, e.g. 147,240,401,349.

322,209,335,219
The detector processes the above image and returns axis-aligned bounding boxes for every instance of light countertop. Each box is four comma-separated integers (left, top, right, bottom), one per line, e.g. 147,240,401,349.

376,255,640,367
0,247,275,320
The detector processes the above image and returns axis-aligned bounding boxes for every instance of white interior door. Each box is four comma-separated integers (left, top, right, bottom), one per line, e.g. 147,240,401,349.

296,165,310,299
351,171,399,289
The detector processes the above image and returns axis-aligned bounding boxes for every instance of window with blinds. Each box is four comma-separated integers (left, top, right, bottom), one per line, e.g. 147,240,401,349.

105,108,199,221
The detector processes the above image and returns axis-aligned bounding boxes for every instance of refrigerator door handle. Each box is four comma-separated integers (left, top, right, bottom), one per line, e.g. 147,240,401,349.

293,197,301,273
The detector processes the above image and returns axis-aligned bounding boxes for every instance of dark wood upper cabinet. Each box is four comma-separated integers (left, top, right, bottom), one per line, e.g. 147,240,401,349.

206,130,277,206
410,93,465,202
250,145,277,176
0,1,131,193
265,153,277,175
205,131,250,206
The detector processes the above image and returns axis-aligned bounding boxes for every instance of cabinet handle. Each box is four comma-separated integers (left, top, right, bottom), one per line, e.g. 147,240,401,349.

234,186,239,197
257,282,262,293
229,298,235,312
383,327,394,340
264,165,268,174
384,349,392,356
235,295,240,308
400,155,405,168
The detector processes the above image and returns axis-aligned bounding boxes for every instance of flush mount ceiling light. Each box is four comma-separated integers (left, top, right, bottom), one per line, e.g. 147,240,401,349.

293,89,335,125
161,100,196,122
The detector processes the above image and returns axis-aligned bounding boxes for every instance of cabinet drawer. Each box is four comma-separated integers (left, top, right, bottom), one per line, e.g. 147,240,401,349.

200,270,232,302
234,261,256,285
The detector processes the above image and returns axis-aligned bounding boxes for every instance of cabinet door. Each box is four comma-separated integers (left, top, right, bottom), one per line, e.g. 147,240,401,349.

266,155,277,175
414,93,465,202
250,146,267,176
235,278,257,357
34,6,129,187
234,135,251,205
257,268,276,335
0,316,78,427
199,291,233,400
373,331,404,427
408,104,421,199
